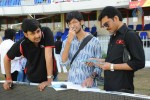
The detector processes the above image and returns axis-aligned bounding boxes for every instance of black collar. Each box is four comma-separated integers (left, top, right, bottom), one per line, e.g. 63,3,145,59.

117,24,128,34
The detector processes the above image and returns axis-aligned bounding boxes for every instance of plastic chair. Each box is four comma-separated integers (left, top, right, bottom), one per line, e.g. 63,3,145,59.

48,0,51,3
37,0,43,3
13,0,20,5
91,26,96,33
128,25,134,30
0,0,6,6
54,31,62,41
140,32,148,39
91,26,97,37
61,28,69,41
2,36,5,41
136,24,142,31
34,0,38,4
144,24,150,31
10,0,14,6
14,30,24,42
5,0,9,6
84,27,90,32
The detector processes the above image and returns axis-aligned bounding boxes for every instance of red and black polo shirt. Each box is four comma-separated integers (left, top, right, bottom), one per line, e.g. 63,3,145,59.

7,27,54,83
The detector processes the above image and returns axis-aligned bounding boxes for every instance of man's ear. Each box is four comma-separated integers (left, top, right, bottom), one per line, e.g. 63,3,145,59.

80,20,84,26
114,16,119,21
24,33,28,38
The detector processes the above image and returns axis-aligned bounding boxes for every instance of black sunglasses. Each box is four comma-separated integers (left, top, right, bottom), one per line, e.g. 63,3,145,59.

102,22,109,28
102,18,114,28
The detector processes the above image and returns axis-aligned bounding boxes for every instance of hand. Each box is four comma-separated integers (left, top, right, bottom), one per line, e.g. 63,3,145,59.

67,27,76,43
38,78,52,91
96,62,111,70
3,80,13,90
85,58,102,67
81,77,94,88
85,61,94,67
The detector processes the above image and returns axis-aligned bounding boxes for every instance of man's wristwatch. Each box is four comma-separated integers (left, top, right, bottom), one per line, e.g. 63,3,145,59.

110,64,114,71
47,75,54,79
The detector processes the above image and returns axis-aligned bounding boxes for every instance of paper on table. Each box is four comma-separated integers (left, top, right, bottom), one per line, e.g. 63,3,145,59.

51,82,101,92
78,87,101,92
51,82,71,91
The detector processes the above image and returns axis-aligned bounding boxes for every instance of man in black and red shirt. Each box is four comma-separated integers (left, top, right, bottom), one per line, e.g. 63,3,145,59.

3,18,55,91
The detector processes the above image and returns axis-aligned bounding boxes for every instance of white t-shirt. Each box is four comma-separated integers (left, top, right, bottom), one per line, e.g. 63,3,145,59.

0,39,23,74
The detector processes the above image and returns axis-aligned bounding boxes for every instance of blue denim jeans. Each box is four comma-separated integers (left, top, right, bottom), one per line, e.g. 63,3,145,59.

17,70,28,82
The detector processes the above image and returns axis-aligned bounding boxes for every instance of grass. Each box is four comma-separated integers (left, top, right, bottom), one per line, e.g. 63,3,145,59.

0,68,150,96
134,68,150,95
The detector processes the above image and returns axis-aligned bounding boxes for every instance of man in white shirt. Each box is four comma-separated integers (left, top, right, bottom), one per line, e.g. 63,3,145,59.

0,29,23,81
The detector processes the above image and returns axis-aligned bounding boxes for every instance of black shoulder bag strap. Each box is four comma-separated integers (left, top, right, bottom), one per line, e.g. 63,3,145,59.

123,29,132,63
70,35,93,65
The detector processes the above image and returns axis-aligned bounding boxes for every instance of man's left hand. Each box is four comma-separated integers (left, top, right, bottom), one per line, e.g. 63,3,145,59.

81,77,94,88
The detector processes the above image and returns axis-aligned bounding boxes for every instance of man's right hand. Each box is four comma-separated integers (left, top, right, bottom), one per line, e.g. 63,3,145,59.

67,27,76,43
3,80,13,90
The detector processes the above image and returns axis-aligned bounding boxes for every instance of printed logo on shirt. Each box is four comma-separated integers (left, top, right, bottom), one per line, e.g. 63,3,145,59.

116,39,124,45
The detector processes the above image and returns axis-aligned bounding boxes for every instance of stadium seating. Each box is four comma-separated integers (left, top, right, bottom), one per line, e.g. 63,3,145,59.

54,31,63,41
47,0,51,3
144,24,150,31
61,28,69,41
91,26,96,33
84,27,90,32
15,30,24,42
0,0,21,6
0,0,5,6
10,0,14,6
91,26,97,37
140,31,150,47
140,31,148,39
35,0,44,4
136,24,143,31
128,25,134,30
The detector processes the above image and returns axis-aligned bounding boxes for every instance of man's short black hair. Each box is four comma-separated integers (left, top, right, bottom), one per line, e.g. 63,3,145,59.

4,28,16,40
66,11,84,24
98,6,122,21
22,18,41,33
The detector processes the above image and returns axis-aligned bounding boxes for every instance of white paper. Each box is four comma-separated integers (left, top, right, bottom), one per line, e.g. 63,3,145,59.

51,82,101,92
